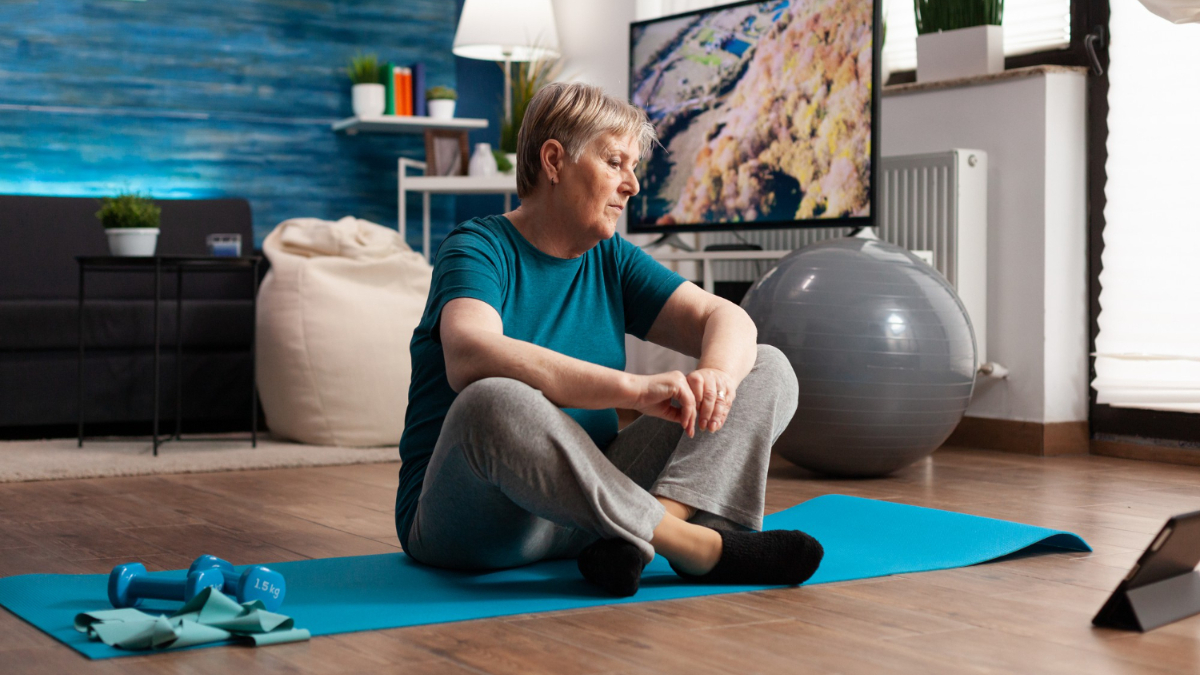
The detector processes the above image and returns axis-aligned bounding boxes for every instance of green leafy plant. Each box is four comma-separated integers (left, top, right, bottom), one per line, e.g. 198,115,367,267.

95,192,161,229
346,53,381,85
914,0,1003,34
499,53,562,154
492,149,513,173
426,85,458,101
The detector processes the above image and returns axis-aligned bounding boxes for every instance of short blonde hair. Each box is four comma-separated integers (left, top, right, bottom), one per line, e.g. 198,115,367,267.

516,82,657,198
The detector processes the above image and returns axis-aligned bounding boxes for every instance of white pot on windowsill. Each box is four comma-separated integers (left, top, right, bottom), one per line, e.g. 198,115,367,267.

916,25,1004,83
106,228,160,256
351,83,386,118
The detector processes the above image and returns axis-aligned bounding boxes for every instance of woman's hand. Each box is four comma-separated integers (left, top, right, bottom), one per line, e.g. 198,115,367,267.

686,368,736,433
628,371,697,437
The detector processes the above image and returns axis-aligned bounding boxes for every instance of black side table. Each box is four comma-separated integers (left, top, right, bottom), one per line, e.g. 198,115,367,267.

77,255,262,455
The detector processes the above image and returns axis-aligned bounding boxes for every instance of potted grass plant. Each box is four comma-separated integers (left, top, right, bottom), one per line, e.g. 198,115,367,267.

914,0,1004,83
96,192,161,257
347,53,385,118
426,86,457,119
498,53,561,167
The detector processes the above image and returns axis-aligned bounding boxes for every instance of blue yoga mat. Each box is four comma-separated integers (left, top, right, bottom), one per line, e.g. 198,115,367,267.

0,494,1090,659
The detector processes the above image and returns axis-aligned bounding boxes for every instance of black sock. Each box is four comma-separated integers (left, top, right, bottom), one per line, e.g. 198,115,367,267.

670,529,824,585
577,537,646,597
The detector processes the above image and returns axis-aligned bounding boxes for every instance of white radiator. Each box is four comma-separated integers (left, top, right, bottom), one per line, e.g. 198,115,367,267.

701,149,989,362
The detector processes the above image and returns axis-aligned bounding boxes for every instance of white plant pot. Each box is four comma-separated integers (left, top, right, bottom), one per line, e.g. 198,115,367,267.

352,83,385,118
427,99,456,119
106,228,160,257
916,25,1004,84
504,152,517,176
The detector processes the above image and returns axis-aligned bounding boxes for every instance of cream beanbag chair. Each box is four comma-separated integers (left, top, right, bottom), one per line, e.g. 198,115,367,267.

257,216,432,446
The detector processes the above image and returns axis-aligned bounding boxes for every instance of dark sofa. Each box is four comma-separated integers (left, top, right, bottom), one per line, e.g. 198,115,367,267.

0,195,259,438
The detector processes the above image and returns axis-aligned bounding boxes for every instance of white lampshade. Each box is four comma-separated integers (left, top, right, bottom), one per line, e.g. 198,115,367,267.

453,0,561,62
1138,0,1200,22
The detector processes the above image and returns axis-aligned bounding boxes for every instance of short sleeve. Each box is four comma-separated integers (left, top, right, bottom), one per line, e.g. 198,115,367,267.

616,234,686,339
427,225,506,343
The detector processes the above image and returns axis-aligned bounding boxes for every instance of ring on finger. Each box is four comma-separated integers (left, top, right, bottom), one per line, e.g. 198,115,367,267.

716,390,726,400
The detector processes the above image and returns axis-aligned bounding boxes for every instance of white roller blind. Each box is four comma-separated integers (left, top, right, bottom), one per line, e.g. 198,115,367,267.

1093,0,1200,413
637,0,1072,72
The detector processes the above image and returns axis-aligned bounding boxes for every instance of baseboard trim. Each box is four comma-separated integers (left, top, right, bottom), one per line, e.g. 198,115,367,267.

942,417,1089,456
1090,439,1200,467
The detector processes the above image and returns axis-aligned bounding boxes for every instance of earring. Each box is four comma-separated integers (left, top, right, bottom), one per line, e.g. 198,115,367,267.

550,177,558,186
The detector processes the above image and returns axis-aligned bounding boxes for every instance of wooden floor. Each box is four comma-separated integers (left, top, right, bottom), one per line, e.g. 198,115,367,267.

2,447,1200,674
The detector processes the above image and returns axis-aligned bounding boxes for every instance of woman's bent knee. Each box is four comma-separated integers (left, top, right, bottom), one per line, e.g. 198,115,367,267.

448,377,545,431
441,376,568,469
457,377,540,409
752,344,799,395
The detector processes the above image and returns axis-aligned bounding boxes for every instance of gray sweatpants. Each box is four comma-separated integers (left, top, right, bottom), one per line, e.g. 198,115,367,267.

404,344,799,569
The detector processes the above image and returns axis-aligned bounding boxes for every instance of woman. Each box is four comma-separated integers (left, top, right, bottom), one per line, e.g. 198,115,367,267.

395,82,823,597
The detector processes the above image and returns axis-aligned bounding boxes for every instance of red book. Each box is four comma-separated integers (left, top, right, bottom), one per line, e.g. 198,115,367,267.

401,68,413,115
392,67,406,116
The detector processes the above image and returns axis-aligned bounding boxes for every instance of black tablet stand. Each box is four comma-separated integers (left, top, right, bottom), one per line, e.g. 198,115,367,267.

1093,510,1200,632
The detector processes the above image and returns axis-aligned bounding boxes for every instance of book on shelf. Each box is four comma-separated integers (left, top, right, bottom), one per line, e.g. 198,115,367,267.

402,67,413,116
381,61,396,116
411,62,426,117
390,66,406,116
374,60,425,118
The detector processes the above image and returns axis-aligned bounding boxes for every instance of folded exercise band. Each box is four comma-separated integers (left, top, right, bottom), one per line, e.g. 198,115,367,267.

0,495,1090,660
75,587,308,651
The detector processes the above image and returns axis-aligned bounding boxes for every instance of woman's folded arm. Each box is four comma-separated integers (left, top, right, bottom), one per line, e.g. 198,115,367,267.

439,296,638,410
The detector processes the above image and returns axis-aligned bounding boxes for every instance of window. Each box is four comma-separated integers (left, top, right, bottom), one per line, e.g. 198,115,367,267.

1091,0,1200,415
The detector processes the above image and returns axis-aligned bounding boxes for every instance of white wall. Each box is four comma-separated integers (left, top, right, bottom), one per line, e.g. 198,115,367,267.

882,72,1088,424
1042,73,1089,423
552,0,636,97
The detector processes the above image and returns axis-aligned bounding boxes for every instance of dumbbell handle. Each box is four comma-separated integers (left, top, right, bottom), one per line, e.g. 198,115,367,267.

189,555,242,594
128,575,190,601
189,555,286,610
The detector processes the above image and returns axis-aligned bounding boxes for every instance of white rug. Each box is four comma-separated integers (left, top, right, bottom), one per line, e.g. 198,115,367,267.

0,435,399,483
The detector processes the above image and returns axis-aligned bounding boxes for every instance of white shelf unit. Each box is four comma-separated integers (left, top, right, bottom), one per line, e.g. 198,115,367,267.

332,115,488,135
398,158,517,261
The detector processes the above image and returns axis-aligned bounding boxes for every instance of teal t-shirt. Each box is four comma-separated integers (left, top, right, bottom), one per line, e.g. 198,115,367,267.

394,215,686,550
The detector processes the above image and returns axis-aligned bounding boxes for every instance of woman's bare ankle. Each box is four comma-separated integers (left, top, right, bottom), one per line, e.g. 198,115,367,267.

649,514,722,575
655,495,696,521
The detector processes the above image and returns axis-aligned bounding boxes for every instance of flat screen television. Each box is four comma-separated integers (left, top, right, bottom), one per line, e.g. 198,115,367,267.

628,0,880,234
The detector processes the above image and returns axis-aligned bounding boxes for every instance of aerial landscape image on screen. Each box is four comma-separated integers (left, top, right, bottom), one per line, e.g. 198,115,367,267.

630,0,873,229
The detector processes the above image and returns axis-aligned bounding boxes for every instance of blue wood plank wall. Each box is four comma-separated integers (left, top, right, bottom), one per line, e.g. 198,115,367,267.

0,0,459,249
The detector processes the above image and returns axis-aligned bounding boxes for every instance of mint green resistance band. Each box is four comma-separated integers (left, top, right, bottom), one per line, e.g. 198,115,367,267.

74,587,309,651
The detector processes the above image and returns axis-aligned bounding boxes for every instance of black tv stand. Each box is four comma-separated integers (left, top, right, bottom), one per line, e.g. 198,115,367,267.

641,232,695,252
704,243,763,252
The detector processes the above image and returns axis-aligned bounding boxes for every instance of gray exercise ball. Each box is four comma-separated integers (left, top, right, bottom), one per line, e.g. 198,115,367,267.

741,235,977,477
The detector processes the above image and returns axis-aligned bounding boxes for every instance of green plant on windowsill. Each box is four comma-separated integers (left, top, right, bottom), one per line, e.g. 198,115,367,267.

95,192,161,229
346,53,381,85
426,85,458,101
914,0,1003,33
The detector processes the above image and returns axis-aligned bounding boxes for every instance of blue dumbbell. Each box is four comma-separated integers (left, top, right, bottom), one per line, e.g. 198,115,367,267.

189,554,286,611
108,563,224,608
